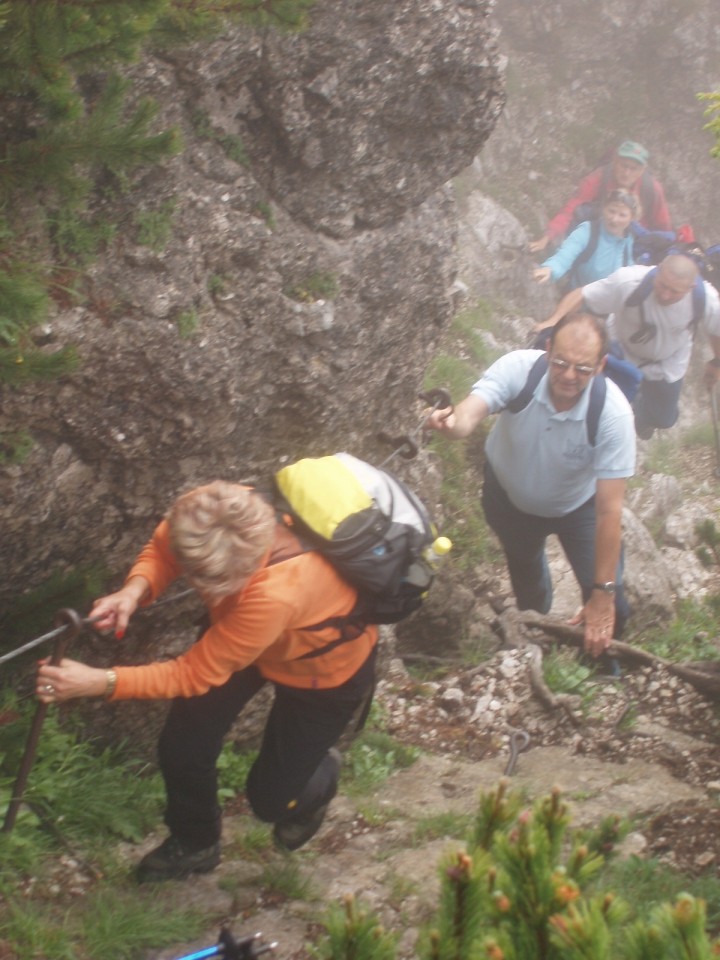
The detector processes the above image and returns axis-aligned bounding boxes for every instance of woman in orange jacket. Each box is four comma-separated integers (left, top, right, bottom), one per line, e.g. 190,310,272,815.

36,482,378,882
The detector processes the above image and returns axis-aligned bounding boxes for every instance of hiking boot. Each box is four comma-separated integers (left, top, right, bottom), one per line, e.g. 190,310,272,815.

273,748,341,852
136,836,221,883
273,800,332,852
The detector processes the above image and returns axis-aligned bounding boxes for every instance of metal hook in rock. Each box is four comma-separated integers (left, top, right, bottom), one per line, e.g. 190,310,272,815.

504,729,530,776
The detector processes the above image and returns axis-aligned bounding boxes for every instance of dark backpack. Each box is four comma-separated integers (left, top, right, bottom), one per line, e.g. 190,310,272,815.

631,223,680,266
508,352,641,446
271,452,440,625
630,223,704,268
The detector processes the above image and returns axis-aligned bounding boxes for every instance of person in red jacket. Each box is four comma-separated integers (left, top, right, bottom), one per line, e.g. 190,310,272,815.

529,141,672,254
35,482,378,882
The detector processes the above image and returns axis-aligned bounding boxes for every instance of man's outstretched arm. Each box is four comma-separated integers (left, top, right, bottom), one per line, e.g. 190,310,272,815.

425,394,490,439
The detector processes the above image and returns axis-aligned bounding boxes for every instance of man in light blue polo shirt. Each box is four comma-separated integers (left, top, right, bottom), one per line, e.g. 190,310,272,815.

426,312,636,659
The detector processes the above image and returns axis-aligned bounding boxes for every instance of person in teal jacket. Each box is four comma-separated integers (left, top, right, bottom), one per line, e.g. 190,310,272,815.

533,190,637,291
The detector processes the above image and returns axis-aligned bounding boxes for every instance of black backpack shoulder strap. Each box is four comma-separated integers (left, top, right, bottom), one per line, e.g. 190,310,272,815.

586,372,607,447
505,354,548,413
625,268,706,331
691,276,706,329
625,268,657,308
505,352,606,446
572,218,601,273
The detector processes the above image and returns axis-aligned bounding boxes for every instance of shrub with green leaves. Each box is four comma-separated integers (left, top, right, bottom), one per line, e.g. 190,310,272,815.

343,729,419,796
640,596,720,662
700,90,720,160
311,782,720,960
0,691,164,866
285,270,340,303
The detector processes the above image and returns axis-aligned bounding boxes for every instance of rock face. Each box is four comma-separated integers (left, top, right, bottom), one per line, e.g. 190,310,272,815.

0,0,505,619
4,0,720,686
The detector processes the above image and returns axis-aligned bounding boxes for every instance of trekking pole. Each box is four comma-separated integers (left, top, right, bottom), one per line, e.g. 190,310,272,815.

0,587,195,668
173,929,276,960
2,608,84,833
709,384,720,479
377,388,453,469
0,588,197,834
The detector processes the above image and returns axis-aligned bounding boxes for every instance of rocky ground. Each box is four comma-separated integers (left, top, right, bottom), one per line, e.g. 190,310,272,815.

138,436,720,960
131,637,720,960
8,406,720,960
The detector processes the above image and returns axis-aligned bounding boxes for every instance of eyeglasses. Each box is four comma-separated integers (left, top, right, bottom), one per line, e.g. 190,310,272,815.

549,357,597,377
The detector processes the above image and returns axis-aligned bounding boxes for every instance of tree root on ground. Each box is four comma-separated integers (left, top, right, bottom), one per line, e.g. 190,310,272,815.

498,609,720,700
525,642,583,725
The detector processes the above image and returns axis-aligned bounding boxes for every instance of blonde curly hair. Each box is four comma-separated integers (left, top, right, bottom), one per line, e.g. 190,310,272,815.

167,482,276,599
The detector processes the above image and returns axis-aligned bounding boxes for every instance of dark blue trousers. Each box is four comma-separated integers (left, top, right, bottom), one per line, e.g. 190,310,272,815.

481,462,629,636
157,647,376,849
632,377,684,433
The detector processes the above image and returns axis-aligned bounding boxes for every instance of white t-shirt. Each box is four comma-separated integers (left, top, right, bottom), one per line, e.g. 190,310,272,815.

582,265,720,382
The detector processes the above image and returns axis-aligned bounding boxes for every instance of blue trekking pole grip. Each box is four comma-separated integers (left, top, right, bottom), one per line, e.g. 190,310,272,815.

173,930,276,960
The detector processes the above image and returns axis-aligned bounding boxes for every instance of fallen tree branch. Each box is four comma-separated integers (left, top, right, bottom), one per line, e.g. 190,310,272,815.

514,610,720,699
526,643,582,726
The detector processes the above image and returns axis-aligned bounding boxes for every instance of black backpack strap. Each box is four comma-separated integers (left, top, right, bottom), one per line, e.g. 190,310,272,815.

505,354,548,413
626,268,706,335
690,277,706,330
624,268,657,309
569,219,601,286
586,371,607,447
506,353,606,447
292,609,368,659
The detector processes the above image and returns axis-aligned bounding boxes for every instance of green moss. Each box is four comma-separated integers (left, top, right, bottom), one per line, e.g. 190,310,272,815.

133,198,177,252
254,199,276,229
191,110,249,166
175,307,198,338
0,430,33,465
285,270,339,303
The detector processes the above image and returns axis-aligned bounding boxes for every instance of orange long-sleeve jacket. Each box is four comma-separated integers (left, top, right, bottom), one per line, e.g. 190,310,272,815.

110,520,377,700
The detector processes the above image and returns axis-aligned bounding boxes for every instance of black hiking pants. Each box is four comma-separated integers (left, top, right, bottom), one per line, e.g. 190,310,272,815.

157,647,376,850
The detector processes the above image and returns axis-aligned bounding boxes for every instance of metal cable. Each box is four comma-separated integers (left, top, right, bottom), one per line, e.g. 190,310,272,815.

0,587,196,668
